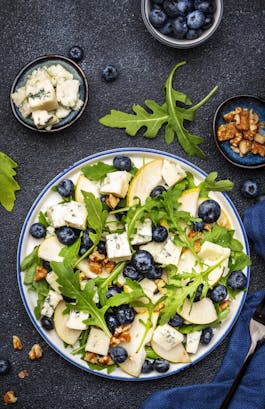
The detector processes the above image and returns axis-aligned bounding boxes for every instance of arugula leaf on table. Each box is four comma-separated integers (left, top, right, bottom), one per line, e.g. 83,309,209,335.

51,260,111,337
99,61,218,159
0,151,20,211
198,172,234,197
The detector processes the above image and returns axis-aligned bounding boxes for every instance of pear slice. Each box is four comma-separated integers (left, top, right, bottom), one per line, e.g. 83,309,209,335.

54,301,81,346
38,236,65,262
151,340,191,363
75,174,100,202
119,347,146,377
178,188,200,217
178,298,217,325
126,159,163,206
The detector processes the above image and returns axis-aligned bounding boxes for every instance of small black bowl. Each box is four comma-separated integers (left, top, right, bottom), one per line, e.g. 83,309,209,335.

10,54,89,133
213,95,265,169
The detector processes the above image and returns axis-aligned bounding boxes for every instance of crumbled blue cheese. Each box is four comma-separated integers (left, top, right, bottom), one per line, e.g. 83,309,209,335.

106,232,132,262
47,201,87,230
56,105,71,119
41,290,62,318
130,218,152,245
31,110,59,129
156,237,182,266
152,324,184,351
85,327,110,356
186,331,202,354
100,171,132,198
161,160,187,187
56,79,80,108
66,310,89,330
11,86,26,106
26,77,58,111
47,64,74,86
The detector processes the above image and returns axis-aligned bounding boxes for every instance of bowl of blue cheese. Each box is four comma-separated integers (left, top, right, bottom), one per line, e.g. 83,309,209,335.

10,54,88,132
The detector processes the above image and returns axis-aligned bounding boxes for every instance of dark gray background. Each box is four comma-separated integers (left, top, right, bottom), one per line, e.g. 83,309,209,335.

0,1,265,408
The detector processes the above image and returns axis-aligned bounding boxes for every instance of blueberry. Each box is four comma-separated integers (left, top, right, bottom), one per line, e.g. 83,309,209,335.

158,21,173,35
171,16,188,36
102,64,118,82
42,260,52,272
82,228,96,248
202,13,215,29
194,283,203,302
150,185,166,198
210,284,227,303
113,155,132,171
141,359,154,374
97,240,107,255
30,223,47,239
116,210,127,221
195,0,215,13
198,199,221,223
227,271,247,290
123,264,143,281
168,313,184,327
105,312,120,333
68,46,84,62
186,28,202,39
79,244,89,256
106,285,122,298
176,0,194,16
131,250,154,273
146,264,163,280
149,7,168,27
57,179,74,197
153,358,170,373
241,180,258,198
200,327,213,344
116,304,135,325
187,10,205,29
163,0,180,17
0,358,11,375
152,225,168,242
192,220,205,232
109,346,128,364
41,316,54,331
56,226,76,245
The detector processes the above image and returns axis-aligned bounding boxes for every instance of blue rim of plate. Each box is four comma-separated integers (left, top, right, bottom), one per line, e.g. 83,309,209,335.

10,54,89,133
17,147,250,381
213,95,265,169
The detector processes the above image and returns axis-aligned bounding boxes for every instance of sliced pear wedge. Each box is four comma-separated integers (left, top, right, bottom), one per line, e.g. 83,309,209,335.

75,174,100,202
126,159,163,206
38,236,65,262
178,298,217,325
54,301,81,346
151,340,191,363
178,188,200,217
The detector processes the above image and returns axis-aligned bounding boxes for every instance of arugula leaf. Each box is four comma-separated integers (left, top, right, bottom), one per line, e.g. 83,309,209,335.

99,61,218,159
51,260,111,337
86,361,117,374
106,278,145,308
21,246,40,284
0,151,20,211
60,237,81,267
202,225,244,251
38,211,50,227
199,172,234,197
34,280,50,319
229,251,251,272
82,162,116,180
145,345,160,360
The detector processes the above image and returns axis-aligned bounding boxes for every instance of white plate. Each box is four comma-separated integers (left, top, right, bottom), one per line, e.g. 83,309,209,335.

17,148,250,381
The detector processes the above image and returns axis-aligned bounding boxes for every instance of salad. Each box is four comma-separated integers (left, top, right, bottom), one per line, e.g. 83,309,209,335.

20,153,250,378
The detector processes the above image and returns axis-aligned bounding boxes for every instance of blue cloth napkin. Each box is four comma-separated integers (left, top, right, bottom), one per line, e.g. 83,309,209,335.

243,201,265,259
140,290,265,409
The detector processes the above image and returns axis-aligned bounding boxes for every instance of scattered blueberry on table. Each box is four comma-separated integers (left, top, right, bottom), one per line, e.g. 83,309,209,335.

149,0,216,41
68,46,84,62
240,180,259,198
102,64,118,82
0,358,11,375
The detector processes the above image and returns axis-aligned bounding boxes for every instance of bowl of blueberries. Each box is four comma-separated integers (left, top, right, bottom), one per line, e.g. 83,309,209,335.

141,0,223,48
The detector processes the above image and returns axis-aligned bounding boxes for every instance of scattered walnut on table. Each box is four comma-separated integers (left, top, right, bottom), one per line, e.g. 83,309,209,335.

28,344,43,360
18,369,29,379
3,391,17,404
12,335,23,351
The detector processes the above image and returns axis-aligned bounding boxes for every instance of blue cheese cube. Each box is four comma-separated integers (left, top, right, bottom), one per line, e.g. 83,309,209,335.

47,201,87,230
105,214,124,232
131,218,152,245
26,77,58,111
66,310,89,330
106,232,132,262
56,79,80,108
85,327,110,356
31,110,59,129
100,171,132,198
186,331,202,354
156,237,182,266
47,64,74,86
11,86,26,106
161,160,187,187
140,241,164,263
152,324,184,351
41,290,62,318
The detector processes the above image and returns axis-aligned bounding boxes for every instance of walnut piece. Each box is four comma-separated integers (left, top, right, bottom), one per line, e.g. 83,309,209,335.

3,391,17,404
105,193,120,210
28,344,43,360
84,352,97,364
89,261,102,274
98,355,114,365
13,335,23,350
252,141,265,157
18,370,29,379
35,265,48,281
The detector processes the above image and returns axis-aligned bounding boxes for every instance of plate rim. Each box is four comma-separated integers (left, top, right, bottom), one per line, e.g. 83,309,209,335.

17,147,250,381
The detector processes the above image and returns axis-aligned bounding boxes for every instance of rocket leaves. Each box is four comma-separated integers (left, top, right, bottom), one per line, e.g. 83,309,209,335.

99,61,218,159
0,151,20,211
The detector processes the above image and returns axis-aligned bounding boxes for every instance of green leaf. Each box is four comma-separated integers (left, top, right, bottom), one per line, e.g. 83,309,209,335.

81,162,116,181
34,280,50,319
106,278,145,308
0,151,20,211
202,225,243,251
199,172,234,197
21,246,40,285
145,345,160,359
60,237,81,267
38,211,50,227
164,124,175,144
51,261,111,337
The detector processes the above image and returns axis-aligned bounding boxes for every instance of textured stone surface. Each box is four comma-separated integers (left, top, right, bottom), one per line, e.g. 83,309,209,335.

0,1,265,408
